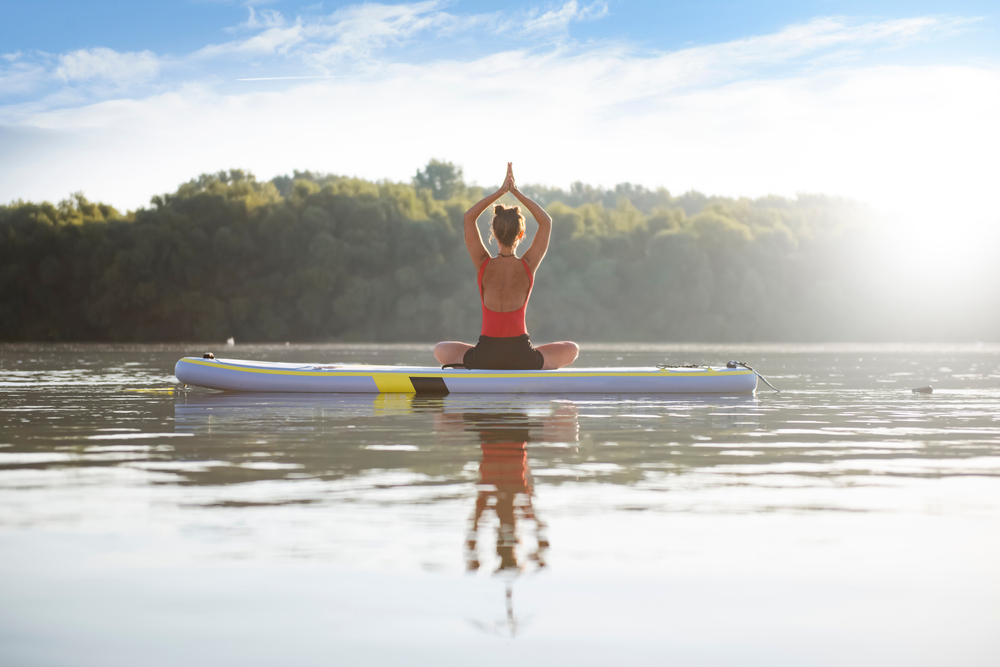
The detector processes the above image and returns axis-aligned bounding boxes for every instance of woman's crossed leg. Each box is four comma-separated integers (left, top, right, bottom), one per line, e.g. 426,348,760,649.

536,341,579,370
433,340,578,370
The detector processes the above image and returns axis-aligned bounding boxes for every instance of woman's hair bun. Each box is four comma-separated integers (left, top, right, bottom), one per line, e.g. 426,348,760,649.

489,202,526,249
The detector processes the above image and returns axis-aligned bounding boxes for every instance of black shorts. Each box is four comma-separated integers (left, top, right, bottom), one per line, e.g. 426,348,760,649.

463,334,544,370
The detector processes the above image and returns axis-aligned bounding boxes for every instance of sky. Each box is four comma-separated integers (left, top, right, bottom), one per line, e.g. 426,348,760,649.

2,0,999,245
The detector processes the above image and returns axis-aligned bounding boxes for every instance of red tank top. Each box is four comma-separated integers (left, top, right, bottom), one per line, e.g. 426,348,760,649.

478,257,533,337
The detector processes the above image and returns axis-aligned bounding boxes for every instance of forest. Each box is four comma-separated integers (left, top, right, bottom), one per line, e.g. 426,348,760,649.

1,160,997,342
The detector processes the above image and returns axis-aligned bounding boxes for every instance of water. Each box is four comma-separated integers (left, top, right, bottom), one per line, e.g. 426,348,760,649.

2,343,999,666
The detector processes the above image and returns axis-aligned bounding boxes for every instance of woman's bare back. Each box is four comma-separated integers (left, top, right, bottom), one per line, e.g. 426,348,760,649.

481,257,531,312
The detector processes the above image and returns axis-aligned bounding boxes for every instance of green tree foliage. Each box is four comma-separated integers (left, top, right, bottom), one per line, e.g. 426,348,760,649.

413,159,465,200
3,161,996,342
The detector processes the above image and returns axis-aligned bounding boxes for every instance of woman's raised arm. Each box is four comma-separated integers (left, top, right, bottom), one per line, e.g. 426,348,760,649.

463,163,513,270
510,167,551,274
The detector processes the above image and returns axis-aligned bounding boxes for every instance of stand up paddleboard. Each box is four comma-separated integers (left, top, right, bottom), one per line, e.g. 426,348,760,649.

174,356,758,394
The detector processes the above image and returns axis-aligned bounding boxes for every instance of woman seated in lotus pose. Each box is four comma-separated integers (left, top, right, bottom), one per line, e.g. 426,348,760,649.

434,163,579,370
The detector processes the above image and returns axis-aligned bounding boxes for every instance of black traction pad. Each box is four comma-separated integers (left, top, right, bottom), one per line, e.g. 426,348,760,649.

410,377,449,396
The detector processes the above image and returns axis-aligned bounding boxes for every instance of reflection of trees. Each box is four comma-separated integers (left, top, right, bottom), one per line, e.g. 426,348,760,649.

164,390,992,506
164,393,778,491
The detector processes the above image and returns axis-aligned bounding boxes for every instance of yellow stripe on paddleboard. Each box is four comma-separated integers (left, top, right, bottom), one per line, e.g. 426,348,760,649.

371,373,415,393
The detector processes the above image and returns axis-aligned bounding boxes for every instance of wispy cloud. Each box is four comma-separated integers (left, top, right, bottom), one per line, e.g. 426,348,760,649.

301,0,462,65
197,24,305,58
703,15,974,63
225,6,287,34
197,1,456,64
0,52,51,96
198,0,610,68
55,47,161,86
601,15,977,96
521,1,608,35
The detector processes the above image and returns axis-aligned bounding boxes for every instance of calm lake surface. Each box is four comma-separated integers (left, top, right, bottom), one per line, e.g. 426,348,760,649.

2,343,999,666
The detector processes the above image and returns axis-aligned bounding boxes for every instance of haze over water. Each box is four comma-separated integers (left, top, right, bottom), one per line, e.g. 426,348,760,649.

1,343,999,666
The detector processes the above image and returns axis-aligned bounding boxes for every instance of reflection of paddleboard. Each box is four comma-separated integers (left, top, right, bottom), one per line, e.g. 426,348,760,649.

174,357,757,394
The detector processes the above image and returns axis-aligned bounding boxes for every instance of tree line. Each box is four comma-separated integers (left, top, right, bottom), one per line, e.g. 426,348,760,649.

1,161,996,342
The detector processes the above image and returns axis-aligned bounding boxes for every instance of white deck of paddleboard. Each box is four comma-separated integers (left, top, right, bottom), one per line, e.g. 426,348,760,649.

174,357,758,394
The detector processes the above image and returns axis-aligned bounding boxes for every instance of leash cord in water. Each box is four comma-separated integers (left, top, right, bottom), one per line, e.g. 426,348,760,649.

727,361,780,392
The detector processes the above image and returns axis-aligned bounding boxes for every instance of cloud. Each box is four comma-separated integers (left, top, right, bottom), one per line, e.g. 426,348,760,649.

55,47,161,86
225,6,287,33
9,57,997,226
522,1,608,35
200,1,458,64
602,15,976,96
303,0,462,65
199,0,609,68
197,25,305,58
0,52,51,96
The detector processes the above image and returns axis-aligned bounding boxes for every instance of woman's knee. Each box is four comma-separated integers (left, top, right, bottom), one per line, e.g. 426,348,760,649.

541,341,579,369
555,341,579,362
433,342,453,363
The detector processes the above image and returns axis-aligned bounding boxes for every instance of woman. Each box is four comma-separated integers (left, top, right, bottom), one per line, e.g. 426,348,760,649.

434,163,579,370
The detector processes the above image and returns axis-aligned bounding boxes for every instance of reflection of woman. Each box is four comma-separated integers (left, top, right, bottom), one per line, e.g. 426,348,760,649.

434,163,579,370
460,403,578,574
430,402,578,574
464,416,548,574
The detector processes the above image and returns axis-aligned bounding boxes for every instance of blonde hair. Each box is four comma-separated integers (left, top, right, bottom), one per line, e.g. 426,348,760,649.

489,203,525,249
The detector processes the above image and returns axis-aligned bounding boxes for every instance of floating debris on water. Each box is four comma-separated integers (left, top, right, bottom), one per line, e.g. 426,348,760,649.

912,386,933,394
